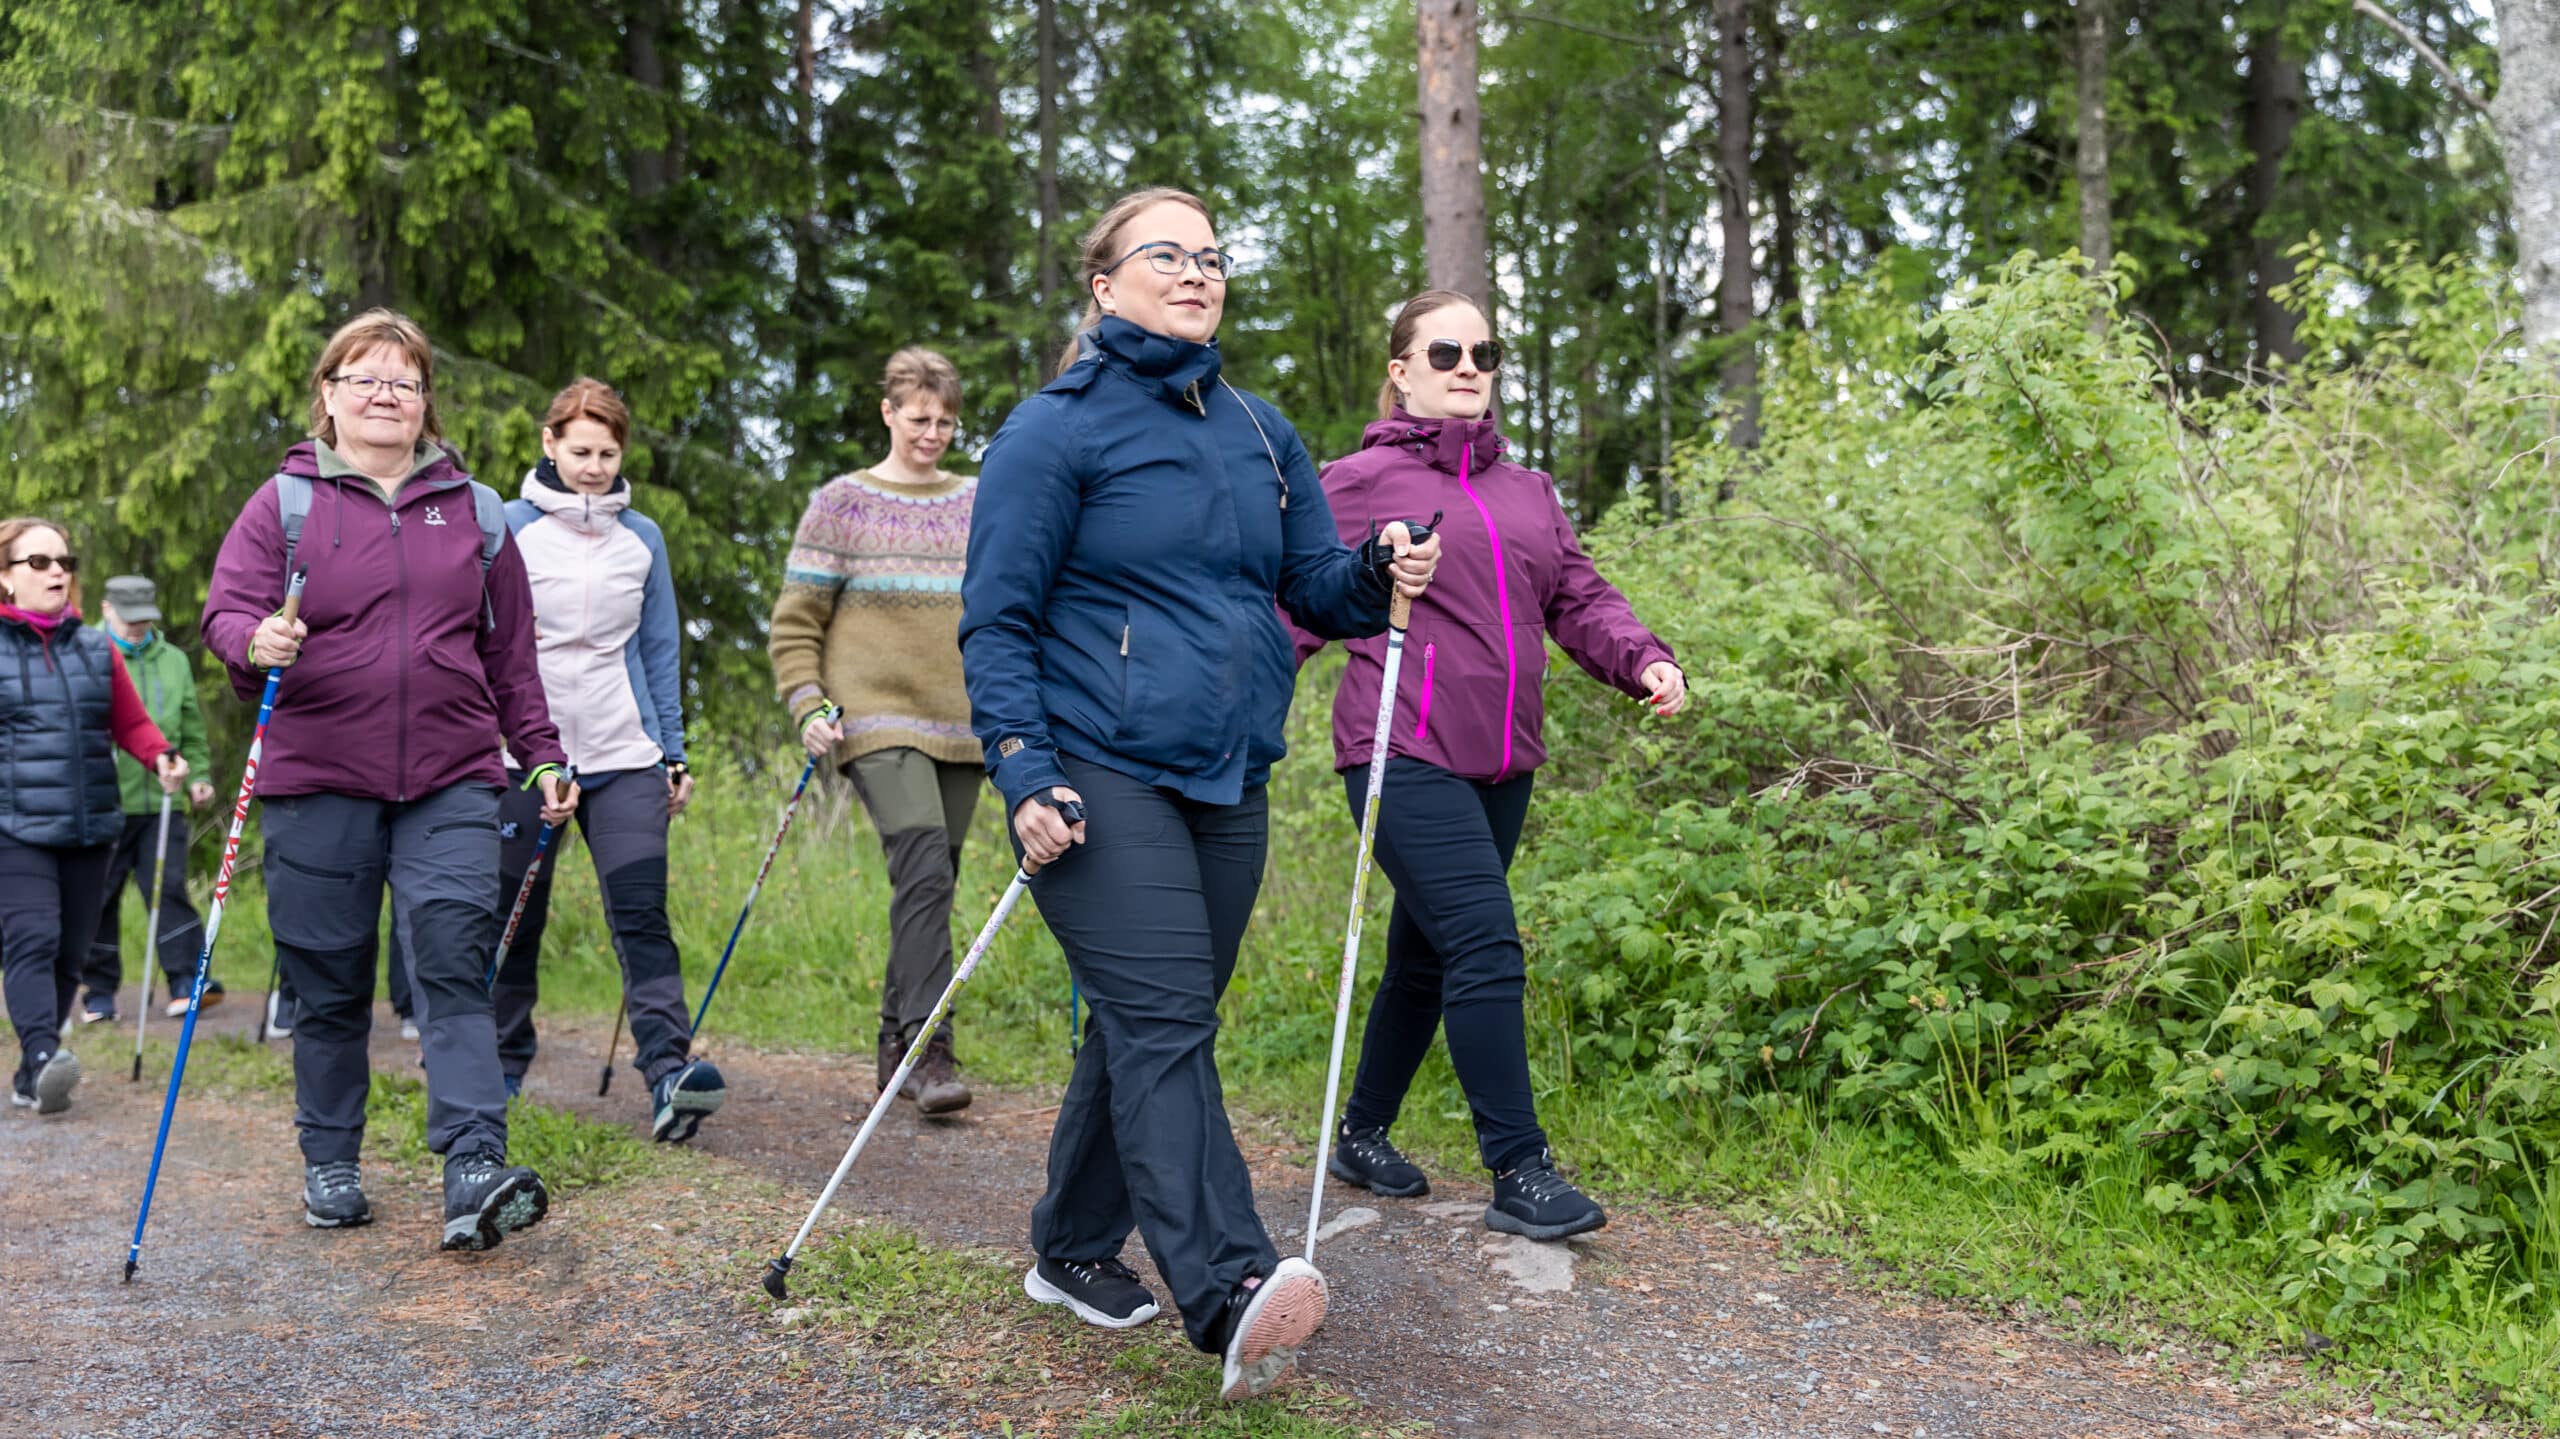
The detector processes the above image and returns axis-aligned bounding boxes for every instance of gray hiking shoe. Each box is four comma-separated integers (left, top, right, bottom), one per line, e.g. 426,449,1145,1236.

439,1149,548,1252
303,1159,374,1228
31,1049,80,1115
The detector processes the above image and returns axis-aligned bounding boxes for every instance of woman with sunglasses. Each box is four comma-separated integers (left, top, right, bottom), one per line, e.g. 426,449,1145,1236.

0,519,183,1114
963,187,1438,1398
1297,288,1685,1241
202,308,575,1252
773,347,985,1115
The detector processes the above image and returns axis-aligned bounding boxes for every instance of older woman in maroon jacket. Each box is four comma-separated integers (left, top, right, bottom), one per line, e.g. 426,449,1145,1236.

1297,289,1686,1241
203,308,576,1254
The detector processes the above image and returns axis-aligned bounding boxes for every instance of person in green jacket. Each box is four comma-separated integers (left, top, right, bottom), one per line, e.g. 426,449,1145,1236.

78,575,217,1024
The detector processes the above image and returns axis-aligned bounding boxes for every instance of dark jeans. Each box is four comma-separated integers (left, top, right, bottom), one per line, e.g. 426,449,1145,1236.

844,747,982,1047
1025,755,1277,1352
486,768,694,1087
0,833,112,1088
262,783,509,1164
1340,758,1545,1173
82,808,207,1000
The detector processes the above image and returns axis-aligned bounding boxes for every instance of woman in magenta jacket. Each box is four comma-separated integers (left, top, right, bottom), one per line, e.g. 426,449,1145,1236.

1299,288,1687,1241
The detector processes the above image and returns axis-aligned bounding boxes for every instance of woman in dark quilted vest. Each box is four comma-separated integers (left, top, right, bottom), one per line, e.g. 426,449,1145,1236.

0,516,184,1115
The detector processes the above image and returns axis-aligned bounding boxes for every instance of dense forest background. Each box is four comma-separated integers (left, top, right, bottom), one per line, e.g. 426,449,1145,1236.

15,3,2560,1418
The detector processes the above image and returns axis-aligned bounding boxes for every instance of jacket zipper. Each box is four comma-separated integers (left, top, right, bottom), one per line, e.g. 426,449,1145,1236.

391,500,410,802
1451,442,1518,778
1415,642,1436,741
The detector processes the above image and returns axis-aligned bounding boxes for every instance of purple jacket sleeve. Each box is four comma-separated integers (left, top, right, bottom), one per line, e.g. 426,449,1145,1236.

1281,454,1376,669
475,529,567,771
201,478,289,700
1542,477,1675,697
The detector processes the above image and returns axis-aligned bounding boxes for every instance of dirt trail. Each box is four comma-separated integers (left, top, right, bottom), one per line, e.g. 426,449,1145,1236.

7,995,2382,1438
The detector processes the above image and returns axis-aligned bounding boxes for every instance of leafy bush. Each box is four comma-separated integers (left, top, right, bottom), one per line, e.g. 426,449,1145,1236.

1511,251,2560,1339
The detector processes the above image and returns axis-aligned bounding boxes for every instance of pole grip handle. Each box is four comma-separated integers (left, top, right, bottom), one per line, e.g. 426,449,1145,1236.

1390,591,1413,629
277,570,308,627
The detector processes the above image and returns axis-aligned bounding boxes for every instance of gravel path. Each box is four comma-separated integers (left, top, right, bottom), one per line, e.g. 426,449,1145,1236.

4,993,2415,1438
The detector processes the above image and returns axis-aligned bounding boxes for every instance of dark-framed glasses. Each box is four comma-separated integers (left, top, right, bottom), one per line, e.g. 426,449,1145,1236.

332,372,428,404
1404,339,1504,373
1103,242,1239,282
7,553,77,573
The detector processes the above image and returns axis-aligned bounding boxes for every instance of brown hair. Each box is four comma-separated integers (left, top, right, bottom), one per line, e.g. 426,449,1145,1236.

0,517,79,612
307,308,443,447
883,347,963,413
1378,289,1485,419
542,376,631,446
1053,186,1218,377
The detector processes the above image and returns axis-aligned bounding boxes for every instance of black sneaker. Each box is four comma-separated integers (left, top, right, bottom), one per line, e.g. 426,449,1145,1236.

80,1000,117,1025
651,1060,726,1143
303,1159,374,1228
1484,1149,1606,1241
165,979,224,1020
1328,1124,1429,1198
1024,1254,1162,1329
1213,1257,1329,1401
439,1149,548,1252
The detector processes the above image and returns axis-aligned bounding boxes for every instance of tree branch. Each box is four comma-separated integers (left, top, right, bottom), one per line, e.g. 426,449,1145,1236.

2350,0,2490,115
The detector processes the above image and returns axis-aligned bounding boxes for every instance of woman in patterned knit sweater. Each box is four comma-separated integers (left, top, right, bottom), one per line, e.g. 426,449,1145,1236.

769,347,984,1114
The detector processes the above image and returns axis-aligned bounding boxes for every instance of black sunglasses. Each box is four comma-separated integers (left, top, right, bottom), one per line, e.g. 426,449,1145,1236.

7,554,77,574
1403,339,1504,373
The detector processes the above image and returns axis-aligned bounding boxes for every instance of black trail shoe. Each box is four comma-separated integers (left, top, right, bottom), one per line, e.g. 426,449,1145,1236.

1214,1258,1329,1402
1328,1125,1429,1198
31,1049,79,1115
1484,1149,1606,1241
1024,1255,1162,1329
439,1149,548,1252
651,1059,726,1144
303,1159,374,1228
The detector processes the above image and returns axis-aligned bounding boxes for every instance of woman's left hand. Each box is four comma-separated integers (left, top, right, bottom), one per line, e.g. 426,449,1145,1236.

154,751,188,793
666,767,695,817
1639,661,1687,717
1379,521,1441,600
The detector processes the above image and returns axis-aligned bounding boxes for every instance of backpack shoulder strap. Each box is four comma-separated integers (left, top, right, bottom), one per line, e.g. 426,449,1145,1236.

468,480,505,571
275,473,313,575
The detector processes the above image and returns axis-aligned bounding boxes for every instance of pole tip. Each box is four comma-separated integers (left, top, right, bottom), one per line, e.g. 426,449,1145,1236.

761,1255,792,1300
122,1259,138,1284
130,1056,142,1082
598,1068,614,1097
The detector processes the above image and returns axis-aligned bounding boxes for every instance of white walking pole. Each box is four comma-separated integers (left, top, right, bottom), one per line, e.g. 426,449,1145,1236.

129,790,176,1082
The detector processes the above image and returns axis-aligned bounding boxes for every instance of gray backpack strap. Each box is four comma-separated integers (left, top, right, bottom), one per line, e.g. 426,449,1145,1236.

275,473,313,575
468,480,505,572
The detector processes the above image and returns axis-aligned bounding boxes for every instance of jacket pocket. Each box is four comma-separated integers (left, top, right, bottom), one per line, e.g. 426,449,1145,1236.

1414,642,1436,741
1113,604,1226,771
264,850,376,951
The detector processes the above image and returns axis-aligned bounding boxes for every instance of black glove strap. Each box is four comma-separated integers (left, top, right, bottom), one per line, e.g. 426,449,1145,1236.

1031,791,1087,826
1358,510,1443,590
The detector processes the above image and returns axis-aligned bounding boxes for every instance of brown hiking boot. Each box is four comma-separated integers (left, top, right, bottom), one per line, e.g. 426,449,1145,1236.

877,1034,912,1099
911,1033,971,1116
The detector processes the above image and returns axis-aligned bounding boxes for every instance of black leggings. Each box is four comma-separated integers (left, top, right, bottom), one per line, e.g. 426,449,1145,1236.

0,832,112,1087
1340,758,1544,1172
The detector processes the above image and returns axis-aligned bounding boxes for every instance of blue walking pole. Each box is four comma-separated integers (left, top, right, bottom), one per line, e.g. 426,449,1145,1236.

686,708,836,1050
126,571,304,1283
487,766,577,989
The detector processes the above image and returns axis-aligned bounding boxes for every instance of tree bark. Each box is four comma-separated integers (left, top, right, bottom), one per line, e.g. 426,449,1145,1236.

1417,0,1491,308
1713,0,1759,451
624,0,681,271
2492,0,2560,352
1761,0,1802,330
2074,0,2112,275
2245,16,2305,371
1037,0,1062,320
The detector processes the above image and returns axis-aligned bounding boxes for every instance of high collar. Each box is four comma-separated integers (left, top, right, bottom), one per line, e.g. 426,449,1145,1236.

521,463,631,530
1361,407,1508,476
0,602,76,634
280,438,467,492
1088,315,1224,410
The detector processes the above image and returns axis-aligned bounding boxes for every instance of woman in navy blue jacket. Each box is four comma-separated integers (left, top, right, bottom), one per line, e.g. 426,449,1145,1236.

962,186,1437,1401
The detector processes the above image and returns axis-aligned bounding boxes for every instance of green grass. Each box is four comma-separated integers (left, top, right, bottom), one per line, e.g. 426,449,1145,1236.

781,1220,1414,1437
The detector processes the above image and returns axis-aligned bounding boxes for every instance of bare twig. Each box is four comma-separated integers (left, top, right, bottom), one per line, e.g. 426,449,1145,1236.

2350,0,2492,115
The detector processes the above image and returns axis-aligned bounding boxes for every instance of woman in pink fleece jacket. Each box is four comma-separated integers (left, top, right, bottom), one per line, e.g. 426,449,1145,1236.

1299,289,1687,1241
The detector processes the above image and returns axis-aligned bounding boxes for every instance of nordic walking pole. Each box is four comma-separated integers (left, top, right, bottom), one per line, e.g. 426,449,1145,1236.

685,706,837,1053
128,790,177,1082
762,798,1082,1300
1306,516,1437,1263
128,570,305,1282
487,767,577,989
597,1008,626,1096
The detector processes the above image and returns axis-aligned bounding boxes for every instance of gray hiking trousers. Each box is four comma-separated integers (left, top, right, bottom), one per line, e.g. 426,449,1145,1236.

261,782,508,1164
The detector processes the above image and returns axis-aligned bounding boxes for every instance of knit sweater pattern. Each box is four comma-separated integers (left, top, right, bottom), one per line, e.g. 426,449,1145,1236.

770,469,979,767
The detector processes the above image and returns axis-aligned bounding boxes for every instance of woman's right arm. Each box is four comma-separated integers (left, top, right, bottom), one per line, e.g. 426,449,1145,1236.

200,479,289,697
769,486,847,734
960,397,1083,819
